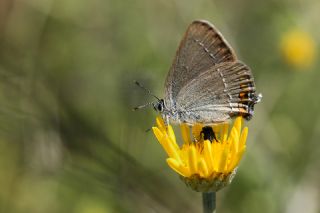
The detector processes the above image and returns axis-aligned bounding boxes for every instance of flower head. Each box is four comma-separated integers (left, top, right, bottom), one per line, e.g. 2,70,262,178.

280,29,316,69
152,116,248,192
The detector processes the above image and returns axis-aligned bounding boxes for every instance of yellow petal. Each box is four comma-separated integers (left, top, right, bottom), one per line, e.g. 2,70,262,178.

203,140,214,171
152,127,163,145
180,124,191,144
229,127,239,153
167,125,178,149
192,123,203,142
212,144,222,171
156,116,166,131
198,157,209,178
179,145,189,162
239,127,248,149
220,123,229,142
160,135,181,163
234,116,242,132
212,124,221,134
188,145,198,174
228,146,246,172
167,158,190,177
218,147,229,172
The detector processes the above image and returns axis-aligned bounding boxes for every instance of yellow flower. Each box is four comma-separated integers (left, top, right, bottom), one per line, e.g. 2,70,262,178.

152,116,248,192
280,29,316,69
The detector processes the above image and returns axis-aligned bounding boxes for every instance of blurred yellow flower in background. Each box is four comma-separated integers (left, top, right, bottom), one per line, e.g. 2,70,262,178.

280,29,316,69
152,116,248,192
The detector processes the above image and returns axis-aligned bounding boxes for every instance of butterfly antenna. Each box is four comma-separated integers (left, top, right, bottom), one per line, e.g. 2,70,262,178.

134,80,160,101
132,101,154,111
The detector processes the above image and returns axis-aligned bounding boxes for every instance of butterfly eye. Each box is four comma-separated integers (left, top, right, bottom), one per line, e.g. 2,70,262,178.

152,101,164,112
157,103,163,112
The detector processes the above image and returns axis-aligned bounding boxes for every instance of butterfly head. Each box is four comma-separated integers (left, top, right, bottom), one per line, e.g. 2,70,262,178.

152,99,179,125
153,99,165,113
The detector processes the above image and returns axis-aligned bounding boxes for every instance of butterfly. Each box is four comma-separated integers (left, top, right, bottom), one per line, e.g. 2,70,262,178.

136,20,261,125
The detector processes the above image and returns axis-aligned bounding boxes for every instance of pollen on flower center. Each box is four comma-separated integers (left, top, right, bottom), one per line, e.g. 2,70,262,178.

152,116,248,192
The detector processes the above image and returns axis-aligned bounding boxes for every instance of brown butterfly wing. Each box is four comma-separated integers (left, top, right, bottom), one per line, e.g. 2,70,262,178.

164,20,237,110
175,61,259,124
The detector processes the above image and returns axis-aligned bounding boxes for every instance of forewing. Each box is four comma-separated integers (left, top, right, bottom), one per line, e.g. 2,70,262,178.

164,20,237,109
175,61,259,124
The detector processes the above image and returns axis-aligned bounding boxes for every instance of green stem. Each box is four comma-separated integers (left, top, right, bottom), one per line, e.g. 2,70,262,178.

202,192,216,213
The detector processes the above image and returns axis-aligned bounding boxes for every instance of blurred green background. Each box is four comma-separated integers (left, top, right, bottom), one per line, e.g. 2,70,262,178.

0,0,319,212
